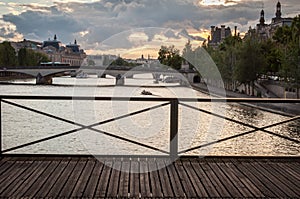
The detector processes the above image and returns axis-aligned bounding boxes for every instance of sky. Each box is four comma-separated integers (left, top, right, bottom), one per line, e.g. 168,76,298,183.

0,0,299,58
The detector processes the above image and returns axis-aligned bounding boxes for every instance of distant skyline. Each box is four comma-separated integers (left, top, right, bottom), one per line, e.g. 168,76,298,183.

0,0,299,58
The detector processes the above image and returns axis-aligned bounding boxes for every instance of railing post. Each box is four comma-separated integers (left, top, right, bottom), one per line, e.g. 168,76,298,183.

0,99,2,156
170,99,178,159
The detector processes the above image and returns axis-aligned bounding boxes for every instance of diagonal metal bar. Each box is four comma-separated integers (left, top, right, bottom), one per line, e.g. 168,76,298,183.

180,102,300,144
2,99,82,127
2,127,82,153
178,115,300,154
91,102,170,127
2,126,169,154
87,128,169,154
2,100,170,153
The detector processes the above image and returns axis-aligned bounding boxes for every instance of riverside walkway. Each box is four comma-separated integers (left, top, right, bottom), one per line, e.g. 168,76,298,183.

0,95,299,198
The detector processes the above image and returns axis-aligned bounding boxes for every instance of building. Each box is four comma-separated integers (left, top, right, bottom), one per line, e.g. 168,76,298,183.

255,1,293,40
41,35,86,66
11,39,42,53
208,25,232,47
11,35,87,66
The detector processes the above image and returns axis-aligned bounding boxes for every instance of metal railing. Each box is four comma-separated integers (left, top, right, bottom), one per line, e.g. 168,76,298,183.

0,95,299,157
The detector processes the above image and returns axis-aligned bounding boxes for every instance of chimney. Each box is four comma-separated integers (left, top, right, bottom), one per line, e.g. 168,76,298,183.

234,26,237,36
221,25,226,40
210,26,215,40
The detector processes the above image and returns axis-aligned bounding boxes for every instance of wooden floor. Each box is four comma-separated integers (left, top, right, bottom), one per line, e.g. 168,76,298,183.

0,156,299,198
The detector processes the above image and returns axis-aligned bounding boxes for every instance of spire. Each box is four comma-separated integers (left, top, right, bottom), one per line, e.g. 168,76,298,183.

276,1,282,19
54,34,57,41
260,9,265,25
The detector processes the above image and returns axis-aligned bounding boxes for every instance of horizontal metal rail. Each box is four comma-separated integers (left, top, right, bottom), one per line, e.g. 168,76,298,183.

0,95,299,103
0,96,299,157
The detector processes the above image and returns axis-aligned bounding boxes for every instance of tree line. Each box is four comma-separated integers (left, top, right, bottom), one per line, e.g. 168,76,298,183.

158,15,300,98
0,41,49,67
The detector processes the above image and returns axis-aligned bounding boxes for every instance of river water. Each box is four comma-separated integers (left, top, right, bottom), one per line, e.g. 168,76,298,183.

1,74,299,156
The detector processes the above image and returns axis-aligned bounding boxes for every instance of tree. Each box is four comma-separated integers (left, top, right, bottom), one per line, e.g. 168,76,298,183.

0,41,17,67
261,39,282,75
235,35,266,95
18,48,49,66
158,45,182,70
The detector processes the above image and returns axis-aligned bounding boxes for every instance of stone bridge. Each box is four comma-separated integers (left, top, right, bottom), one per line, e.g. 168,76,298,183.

0,66,200,85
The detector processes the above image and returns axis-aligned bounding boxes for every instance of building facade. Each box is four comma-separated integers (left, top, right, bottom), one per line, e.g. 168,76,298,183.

255,1,293,40
41,35,86,66
208,25,232,47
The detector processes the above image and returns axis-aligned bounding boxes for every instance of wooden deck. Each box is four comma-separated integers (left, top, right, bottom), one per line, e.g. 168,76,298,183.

0,156,299,198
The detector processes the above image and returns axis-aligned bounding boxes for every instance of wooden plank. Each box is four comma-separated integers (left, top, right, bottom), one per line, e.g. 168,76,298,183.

46,159,78,197
34,160,69,197
262,162,300,194
278,162,300,181
22,160,61,197
198,159,231,197
118,158,130,198
148,158,163,198
156,158,174,198
269,162,300,190
1,160,43,197
251,160,298,197
208,159,243,197
129,158,140,198
190,158,220,198
223,159,263,198
0,160,19,183
59,159,88,197
139,158,151,198
13,160,52,198
94,159,113,198
164,159,185,198
82,160,105,198
181,159,208,197
106,158,122,198
70,159,95,197
0,161,34,196
0,160,16,177
174,159,197,198
214,159,252,197
238,159,284,198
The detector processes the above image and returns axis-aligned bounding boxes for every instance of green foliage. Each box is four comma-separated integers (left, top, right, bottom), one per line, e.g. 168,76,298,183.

110,57,138,67
18,48,49,66
158,45,182,70
0,41,17,67
235,36,266,83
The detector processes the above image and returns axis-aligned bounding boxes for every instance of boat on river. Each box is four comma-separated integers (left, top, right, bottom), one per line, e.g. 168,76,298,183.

141,90,152,95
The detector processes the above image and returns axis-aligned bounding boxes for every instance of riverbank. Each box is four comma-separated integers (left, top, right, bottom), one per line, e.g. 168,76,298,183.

192,83,300,117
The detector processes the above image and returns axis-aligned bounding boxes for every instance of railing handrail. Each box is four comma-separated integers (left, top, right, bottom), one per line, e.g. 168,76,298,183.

0,95,299,103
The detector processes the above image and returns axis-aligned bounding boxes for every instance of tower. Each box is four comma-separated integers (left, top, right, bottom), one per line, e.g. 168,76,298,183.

260,9,265,25
276,1,282,19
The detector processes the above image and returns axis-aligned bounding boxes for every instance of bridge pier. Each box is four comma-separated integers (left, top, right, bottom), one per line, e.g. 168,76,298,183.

36,73,53,85
98,73,106,78
115,74,125,86
126,74,134,78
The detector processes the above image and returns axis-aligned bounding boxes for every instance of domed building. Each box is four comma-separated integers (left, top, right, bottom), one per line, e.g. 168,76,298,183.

41,35,86,66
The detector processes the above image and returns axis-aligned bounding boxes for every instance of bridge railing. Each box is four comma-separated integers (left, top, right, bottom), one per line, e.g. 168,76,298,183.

0,96,299,157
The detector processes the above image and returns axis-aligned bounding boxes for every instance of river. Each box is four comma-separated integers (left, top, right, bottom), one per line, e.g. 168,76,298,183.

1,74,299,156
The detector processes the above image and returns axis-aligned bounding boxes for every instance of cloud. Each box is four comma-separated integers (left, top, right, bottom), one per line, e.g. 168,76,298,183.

0,0,299,55
3,8,87,43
